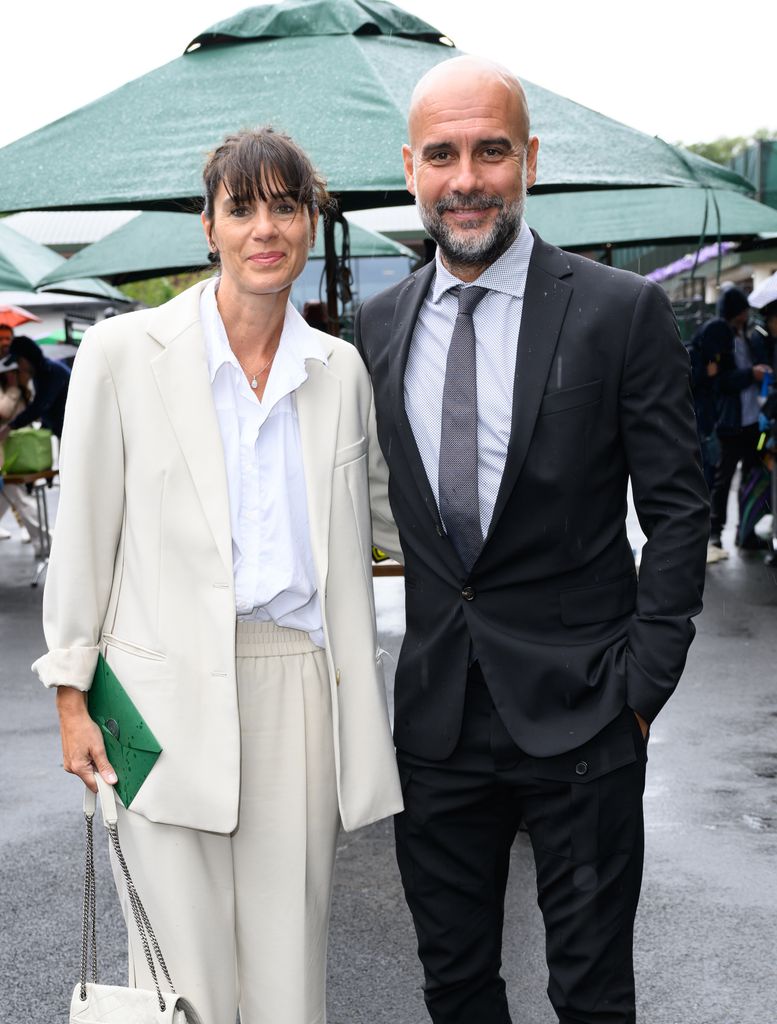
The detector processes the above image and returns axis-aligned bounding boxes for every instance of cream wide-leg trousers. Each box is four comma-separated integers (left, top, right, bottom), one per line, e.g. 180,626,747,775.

111,621,340,1024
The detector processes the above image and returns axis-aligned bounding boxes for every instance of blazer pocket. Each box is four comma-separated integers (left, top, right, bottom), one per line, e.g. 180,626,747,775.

334,436,368,468
102,633,166,662
540,379,603,416
560,571,637,627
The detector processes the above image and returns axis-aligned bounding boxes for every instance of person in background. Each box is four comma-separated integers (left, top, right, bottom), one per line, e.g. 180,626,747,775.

0,354,41,546
0,324,13,358
751,298,777,371
33,127,400,1024
688,316,723,495
0,335,70,443
708,287,772,555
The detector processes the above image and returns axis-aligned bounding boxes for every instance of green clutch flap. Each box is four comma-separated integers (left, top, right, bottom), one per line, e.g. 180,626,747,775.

87,653,162,808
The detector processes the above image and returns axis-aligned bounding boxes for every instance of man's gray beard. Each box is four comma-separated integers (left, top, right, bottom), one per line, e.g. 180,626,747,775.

416,190,526,268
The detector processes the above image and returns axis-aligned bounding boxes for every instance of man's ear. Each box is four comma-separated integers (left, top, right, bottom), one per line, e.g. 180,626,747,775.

525,136,540,191
402,144,416,197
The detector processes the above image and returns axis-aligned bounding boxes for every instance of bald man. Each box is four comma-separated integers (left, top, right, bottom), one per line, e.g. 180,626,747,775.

355,57,708,1024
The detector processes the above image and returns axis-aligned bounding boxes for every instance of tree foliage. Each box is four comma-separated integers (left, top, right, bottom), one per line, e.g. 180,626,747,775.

120,269,213,307
679,128,774,166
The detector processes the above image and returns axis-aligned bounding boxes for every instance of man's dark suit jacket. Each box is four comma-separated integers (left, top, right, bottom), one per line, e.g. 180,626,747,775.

355,231,709,760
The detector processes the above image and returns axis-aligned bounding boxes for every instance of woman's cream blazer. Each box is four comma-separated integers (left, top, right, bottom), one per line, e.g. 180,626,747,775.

33,281,403,833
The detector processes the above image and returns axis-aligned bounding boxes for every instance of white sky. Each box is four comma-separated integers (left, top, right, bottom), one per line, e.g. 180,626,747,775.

2,0,774,151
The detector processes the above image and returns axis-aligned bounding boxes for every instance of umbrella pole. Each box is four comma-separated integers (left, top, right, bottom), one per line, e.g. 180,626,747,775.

323,216,340,337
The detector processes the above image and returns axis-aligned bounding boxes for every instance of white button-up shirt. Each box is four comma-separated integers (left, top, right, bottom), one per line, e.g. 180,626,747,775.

404,220,534,538
200,278,326,647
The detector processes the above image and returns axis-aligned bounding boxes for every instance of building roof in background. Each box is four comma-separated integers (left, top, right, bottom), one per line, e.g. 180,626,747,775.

2,210,140,247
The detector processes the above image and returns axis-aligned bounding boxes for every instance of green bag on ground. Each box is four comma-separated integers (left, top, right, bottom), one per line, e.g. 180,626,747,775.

1,427,53,473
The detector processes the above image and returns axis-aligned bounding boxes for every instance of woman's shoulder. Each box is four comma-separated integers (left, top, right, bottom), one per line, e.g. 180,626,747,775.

79,283,207,363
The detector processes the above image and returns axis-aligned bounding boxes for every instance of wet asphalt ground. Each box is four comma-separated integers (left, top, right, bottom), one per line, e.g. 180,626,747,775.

1,493,775,1024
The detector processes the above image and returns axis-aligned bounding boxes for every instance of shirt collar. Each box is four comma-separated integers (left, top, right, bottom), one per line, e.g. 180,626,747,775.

200,276,328,386
430,218,534,304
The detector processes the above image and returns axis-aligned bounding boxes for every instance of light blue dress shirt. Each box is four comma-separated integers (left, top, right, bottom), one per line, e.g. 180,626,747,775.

404,219,534,538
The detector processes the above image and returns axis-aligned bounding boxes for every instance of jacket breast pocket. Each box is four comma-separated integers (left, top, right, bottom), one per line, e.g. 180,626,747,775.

540,379,602,416
334,436,367,468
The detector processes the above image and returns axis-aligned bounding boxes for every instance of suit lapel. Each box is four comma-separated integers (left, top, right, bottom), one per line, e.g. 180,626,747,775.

148,284,233,575
387,262,446,532
486,235,573,541
295,357,340,594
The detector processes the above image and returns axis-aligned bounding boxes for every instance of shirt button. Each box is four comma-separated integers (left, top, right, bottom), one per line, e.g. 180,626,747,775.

461,586,475,601
575,761,589,776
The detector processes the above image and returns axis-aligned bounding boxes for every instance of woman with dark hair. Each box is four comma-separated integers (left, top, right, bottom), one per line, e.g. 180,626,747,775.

0,334,70,441
34,127,401,1024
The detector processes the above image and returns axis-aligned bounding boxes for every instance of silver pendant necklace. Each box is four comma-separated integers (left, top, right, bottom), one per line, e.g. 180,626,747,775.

236,351,275,389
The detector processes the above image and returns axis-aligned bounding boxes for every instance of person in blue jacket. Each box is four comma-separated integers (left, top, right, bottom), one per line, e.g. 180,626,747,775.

0,335,70,441
708,288,772,553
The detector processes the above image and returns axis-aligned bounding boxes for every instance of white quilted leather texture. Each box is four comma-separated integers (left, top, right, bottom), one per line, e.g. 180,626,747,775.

70,983,203,1024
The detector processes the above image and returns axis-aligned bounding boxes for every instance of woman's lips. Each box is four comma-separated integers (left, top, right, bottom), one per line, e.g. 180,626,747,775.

248,252,284,264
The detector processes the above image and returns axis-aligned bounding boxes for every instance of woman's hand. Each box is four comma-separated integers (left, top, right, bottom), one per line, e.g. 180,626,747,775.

56,686,118,792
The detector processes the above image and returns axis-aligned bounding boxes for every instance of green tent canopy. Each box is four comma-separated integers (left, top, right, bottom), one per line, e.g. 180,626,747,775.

0,220,61,291
37,211,416,287
0,220,129,300
0,0,753,215
526,186,777,250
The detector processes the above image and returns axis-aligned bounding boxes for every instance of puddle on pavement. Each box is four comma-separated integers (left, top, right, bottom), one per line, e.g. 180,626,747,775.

741,814,776,832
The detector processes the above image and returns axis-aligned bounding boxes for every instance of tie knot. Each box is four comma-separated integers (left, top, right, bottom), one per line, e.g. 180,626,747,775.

455,285,489,317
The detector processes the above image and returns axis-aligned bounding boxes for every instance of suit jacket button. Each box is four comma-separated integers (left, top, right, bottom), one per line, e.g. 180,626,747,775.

461,586,475,601
575,760,589,776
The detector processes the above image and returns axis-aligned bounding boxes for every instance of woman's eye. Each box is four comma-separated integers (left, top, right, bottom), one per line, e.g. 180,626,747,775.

230,206,250,217
274,202,296,216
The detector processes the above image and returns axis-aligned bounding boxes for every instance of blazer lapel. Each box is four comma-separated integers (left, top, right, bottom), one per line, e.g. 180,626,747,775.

486,235,573,541
387,261,446,532
295,356,340,594
148,284,233,575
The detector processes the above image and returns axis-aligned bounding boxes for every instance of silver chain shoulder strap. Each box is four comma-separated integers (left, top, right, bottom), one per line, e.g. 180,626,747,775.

79,777,176,1013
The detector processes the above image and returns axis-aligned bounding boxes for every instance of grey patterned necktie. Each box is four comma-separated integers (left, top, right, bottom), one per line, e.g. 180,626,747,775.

439,285,489,572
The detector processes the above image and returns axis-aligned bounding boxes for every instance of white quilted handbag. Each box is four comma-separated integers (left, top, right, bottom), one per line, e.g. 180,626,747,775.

69,775,204,1024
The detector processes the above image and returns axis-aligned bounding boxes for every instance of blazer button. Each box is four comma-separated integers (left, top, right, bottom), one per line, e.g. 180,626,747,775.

575,761,589,776
461,586,475,601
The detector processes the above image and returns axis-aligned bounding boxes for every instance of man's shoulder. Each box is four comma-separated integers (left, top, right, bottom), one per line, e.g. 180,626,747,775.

360,261,433,319
532,233,648,299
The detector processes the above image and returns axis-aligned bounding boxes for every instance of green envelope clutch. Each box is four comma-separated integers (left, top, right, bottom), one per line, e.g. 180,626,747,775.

88,653,162,808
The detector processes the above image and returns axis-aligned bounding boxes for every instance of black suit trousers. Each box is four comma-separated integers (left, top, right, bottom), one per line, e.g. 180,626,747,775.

394,666,647,1024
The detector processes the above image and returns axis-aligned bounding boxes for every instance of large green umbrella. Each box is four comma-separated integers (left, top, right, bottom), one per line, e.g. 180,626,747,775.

37,210,416,287
0,0,753,216
0,220,129,301
526,186,777,250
